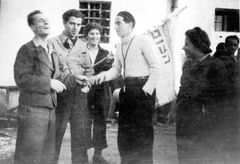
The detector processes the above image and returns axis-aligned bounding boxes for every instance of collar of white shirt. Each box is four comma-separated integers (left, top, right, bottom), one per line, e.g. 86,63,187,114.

33,37,53,62
32,37,49,52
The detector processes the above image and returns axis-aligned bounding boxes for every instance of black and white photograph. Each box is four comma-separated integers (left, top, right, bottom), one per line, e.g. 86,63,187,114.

0,0,239,164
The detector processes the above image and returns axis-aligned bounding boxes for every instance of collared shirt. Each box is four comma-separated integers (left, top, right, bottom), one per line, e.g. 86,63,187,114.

104,32,161,94
60,31,78,50
49,32,92,77
32,37,52,63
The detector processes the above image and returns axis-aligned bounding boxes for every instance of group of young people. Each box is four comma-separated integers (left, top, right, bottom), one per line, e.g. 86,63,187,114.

13,9,161,164
13,6,240,164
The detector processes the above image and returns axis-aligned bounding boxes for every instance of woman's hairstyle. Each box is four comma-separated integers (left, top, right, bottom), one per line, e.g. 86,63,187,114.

185,27,212,54
117,11,136,28
83,22,102,38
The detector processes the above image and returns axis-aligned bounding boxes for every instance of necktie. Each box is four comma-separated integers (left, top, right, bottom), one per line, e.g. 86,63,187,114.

63,37,77,49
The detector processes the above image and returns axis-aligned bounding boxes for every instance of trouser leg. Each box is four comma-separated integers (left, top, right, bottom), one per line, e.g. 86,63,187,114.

70,92,88,164
92,90,108,151
14,105,54,164
118,86,154,164
41,109,56,164
54,109,70,164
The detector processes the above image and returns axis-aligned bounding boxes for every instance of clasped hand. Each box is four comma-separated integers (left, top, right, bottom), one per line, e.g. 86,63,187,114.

76,73,107,86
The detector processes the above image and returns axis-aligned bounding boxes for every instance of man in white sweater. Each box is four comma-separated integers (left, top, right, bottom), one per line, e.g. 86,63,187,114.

92,11,161,164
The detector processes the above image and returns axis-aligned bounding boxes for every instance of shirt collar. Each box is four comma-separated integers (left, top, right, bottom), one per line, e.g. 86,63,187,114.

32,37,49,52
60,31,78,41
32,37,54,56
121,32,135,44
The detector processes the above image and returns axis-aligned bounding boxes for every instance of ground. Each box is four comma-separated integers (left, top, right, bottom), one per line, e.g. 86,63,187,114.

0,122,178,164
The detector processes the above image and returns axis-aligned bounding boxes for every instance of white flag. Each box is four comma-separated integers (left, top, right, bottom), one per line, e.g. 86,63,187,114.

146,25,175,107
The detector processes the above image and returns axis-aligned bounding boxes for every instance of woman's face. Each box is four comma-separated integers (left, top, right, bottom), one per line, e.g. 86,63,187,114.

87,28,101,46
182,36,199,60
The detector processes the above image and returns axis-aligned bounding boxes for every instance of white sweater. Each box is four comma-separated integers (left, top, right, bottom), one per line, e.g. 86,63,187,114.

105,32,161,95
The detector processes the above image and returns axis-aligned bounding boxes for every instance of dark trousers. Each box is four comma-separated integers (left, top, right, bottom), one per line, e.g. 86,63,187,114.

54,91,88,164
87,87,109,150
14,104,55,164
118,78,155,164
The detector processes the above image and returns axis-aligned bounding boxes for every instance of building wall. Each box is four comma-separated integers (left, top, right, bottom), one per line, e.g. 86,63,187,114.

0,0,78,85
0,0,167,86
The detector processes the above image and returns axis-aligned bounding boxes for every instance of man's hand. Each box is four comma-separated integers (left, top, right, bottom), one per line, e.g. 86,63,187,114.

50,79,66,93
106,52,114,63
89,73,106,85
81,86,90,93
75,75,89,86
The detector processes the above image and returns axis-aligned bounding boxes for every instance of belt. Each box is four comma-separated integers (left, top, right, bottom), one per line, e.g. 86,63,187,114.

123,76,148,92
124,76,148,81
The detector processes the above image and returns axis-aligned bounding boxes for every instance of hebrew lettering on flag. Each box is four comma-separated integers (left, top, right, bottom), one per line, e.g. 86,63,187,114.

146,25,175,106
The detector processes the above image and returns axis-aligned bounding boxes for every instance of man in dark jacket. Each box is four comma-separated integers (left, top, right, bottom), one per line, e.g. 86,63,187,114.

13,10,85,164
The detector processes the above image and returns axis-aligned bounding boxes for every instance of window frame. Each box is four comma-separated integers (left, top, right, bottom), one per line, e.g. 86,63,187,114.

79,1,112,43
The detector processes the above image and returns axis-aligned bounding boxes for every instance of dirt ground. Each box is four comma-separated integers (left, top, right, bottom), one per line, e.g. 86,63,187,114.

0,122,178,164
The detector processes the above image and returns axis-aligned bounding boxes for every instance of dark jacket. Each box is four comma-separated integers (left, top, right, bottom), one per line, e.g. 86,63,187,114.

88,46,113,116
91,46,113,90
177,55,228,112
14,41,76,108
214,50,238,84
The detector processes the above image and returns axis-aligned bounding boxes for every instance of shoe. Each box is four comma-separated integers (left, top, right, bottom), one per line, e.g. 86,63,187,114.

92,154,108,164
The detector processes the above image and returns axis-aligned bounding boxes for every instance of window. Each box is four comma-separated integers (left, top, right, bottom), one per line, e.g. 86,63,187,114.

215,8,240,32
79,1,111,43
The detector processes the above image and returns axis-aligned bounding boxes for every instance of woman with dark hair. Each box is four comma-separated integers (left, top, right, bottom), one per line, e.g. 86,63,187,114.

176,27,231,163
84,22,113,164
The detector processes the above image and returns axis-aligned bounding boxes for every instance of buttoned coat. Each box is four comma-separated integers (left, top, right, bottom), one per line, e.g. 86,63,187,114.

49,34,92,77
49,34,92,107
14,41,76,109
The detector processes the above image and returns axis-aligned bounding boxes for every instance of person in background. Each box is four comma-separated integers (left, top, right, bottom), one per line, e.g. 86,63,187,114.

213,42,225,58
225,35,239,60
49,9,91,164
91,11,161,164
82,22,113,164
176,27,233,163
14,10,85,164
214,35,239,109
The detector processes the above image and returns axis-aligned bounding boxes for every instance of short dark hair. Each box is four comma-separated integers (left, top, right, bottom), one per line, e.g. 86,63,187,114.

27,10,42,26
62,9,85,23
225,35,239,45
117,11,136,28
185,27,212,54
83,23,102,38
